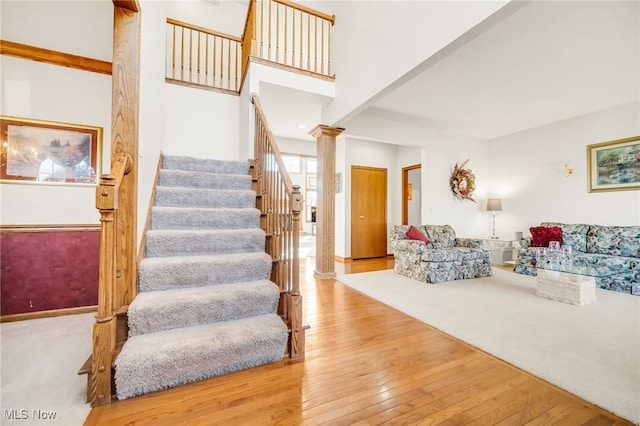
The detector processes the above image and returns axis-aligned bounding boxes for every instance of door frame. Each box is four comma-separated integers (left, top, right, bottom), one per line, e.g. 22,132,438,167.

402,164,421,225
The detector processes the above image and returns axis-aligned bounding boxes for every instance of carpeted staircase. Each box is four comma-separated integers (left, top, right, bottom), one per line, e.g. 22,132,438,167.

114,154,288,400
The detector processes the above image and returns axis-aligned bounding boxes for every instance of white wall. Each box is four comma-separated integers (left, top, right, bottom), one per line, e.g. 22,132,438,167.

0,1,113,61
138,0,170,243
489,101,640,239
0,1,113,225
323,0,512,126
164,85,240,160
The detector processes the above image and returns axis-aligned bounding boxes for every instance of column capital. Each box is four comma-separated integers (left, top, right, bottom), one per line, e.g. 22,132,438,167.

309,125,345,140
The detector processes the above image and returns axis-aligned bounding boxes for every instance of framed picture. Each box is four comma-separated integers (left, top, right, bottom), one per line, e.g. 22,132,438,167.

587,136,640,193
1,116,102,185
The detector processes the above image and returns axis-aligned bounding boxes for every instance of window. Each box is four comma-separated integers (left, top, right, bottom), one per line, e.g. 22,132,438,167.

282,155,301,174
306,158,317,174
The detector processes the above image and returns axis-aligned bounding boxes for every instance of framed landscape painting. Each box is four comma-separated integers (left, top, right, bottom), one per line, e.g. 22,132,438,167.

0,116,102,185
587,136,640,193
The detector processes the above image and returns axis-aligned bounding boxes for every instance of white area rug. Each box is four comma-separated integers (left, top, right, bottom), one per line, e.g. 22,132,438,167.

337,268,640,424
1,313,93,425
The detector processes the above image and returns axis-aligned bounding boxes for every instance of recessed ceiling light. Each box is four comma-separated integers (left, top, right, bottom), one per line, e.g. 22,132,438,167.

298,124,306,129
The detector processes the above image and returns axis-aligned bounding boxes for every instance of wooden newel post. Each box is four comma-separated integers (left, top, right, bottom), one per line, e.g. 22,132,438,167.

91,174,118,407
310,125,344,279
288,184,304,359
290,185,302,296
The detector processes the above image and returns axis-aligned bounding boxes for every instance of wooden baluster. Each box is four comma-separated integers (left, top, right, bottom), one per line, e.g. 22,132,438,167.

180,26,185,81
320,19,324,75
196,31,201,84
291,9,296,68
313,16,317,73
172,24,176,79
205,34,209,87
213,36,217,88
188,29,193,82
307,13,311,71
227,38,231,90
267,0,272,60
284,5,288,65
275,2,280,62
299,10,303,69
328,20,332,76
235,42,240,91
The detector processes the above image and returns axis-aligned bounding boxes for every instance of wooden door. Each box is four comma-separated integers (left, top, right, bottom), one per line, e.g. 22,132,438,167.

351,166,387,259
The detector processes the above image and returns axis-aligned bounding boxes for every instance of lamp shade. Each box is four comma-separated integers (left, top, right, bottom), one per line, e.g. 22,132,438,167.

486,198,502,212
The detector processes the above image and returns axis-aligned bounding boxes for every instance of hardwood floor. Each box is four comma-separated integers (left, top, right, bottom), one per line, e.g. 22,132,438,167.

85,257,631,425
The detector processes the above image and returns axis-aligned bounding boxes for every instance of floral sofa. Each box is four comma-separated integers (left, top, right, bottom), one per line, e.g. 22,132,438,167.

390,225,492,283
514,222,640,295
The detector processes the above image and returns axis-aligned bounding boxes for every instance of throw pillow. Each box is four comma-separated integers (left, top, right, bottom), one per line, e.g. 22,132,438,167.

530,226,563,247
406,226,429,244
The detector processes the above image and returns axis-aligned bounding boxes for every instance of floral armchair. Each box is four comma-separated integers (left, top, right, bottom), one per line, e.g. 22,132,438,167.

390,225,492,284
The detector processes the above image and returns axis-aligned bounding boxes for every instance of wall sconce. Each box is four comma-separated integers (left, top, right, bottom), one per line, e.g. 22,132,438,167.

407,183,413,200
564,161,574,177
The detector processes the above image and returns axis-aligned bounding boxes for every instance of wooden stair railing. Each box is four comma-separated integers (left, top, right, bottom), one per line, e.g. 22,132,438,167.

246,0,335,78
81,153,134,407
251,93,306,359
166,0,335,93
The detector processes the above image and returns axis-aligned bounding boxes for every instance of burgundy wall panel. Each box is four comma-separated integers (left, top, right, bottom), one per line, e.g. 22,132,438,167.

1,229,100,315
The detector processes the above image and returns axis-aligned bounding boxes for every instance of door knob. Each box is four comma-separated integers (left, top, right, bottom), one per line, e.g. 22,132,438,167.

359,216,364,219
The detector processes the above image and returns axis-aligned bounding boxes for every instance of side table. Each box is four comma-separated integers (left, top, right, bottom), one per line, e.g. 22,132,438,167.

481,239,516,265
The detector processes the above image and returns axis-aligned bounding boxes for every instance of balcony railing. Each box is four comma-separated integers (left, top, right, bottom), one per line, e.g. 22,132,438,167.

166,0,334,93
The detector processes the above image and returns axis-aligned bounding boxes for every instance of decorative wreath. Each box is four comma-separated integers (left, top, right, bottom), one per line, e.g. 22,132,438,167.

450,159,476,202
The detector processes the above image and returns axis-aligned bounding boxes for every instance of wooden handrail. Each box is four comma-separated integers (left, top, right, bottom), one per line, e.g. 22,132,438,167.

272,0,335,24
90,153,132,406
251,93,304,358
167,18,242,42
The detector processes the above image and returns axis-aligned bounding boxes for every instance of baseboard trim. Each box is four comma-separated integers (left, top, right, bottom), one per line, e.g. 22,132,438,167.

1,306,98,323
336,254,394,263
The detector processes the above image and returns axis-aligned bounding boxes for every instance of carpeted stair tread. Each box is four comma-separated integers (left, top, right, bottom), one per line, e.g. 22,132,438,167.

128,280,280,336
159,169,252,190
145,228,265,257
155,187,256,209
115,313,288,400
151,207,260,230
138,252,273,292
162,155,249,175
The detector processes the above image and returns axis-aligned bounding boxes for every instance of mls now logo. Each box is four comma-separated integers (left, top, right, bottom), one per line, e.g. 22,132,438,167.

4,409,57,420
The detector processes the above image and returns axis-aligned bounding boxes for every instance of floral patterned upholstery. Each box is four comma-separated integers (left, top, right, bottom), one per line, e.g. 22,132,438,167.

514,222,640,295
391,225,492,284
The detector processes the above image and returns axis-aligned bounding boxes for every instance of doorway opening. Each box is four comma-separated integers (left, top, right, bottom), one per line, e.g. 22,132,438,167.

402,164,422,225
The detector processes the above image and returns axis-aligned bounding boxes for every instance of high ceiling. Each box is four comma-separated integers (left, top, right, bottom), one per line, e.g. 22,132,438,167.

262,0,639,142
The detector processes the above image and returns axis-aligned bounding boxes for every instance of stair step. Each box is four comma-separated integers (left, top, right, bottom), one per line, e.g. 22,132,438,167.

128,280,280,336
159,169,252,190
155,187,256,209
151,207,260,230
138,252,273,292
162,155,249,175
114,314,288,400
145,228,265,257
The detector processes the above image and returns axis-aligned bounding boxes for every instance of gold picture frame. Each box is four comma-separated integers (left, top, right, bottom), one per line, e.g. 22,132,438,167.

587,136,640,193
1,116,102,186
